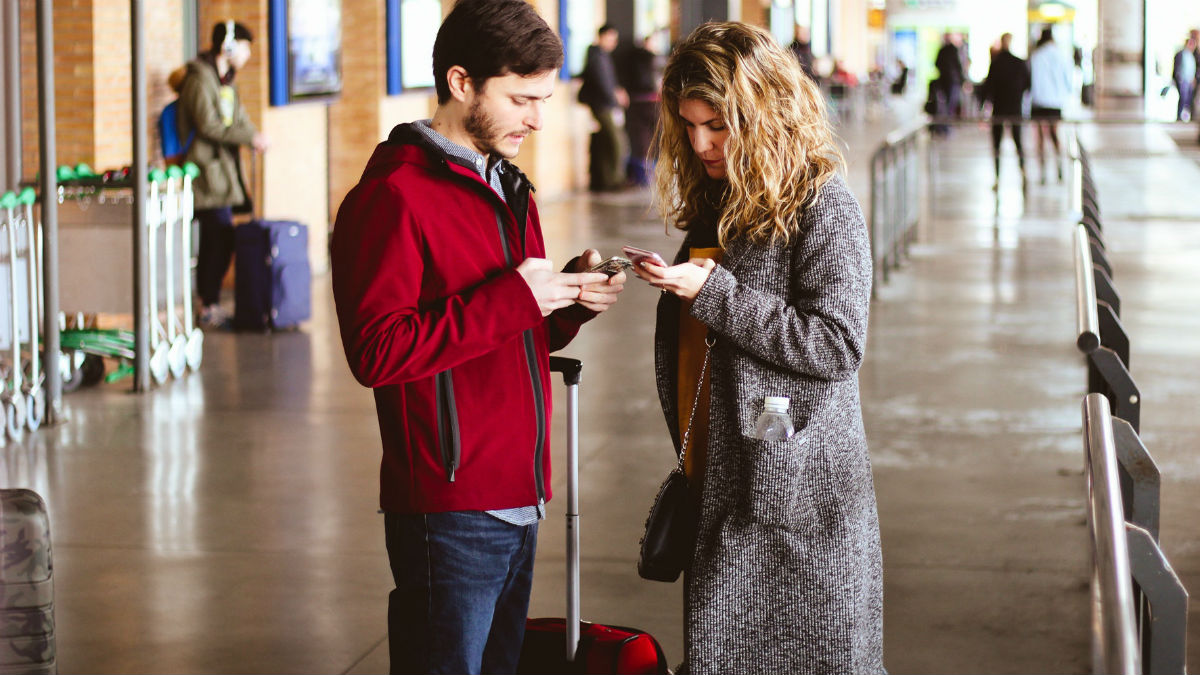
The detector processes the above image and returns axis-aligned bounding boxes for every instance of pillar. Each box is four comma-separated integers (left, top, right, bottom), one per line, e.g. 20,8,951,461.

1095,0,1145,109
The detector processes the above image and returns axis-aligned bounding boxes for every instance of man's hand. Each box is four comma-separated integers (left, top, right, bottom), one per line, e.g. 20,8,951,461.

252,132,271,153
571,249,626,313
517,258,608,317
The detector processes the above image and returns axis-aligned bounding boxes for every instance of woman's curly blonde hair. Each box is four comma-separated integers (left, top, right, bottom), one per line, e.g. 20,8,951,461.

652,21,844,246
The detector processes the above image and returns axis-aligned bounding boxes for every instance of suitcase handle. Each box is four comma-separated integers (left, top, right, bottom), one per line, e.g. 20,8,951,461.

548,356,581,385
548,354,582,661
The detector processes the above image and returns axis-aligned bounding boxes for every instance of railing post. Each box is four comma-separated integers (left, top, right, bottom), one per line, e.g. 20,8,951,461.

1083,393,1141,675
1126,523,1189,675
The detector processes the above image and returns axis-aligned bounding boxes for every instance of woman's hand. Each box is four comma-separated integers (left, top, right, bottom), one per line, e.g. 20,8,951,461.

634,257,716,302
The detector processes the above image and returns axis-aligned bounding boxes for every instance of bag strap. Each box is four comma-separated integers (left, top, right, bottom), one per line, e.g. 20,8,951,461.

677,333,715,471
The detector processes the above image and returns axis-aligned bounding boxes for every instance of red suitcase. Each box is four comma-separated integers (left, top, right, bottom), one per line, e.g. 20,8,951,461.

516,357,669,675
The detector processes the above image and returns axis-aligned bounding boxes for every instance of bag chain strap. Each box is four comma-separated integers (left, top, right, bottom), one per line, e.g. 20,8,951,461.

677,334,716,471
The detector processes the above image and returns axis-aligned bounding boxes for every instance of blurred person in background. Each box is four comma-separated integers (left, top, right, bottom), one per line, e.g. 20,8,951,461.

1172,33,1197,122
980,32,1030,188
621,34,663,186
1029,26,1072,183
578,24,629,191
177,20,270,328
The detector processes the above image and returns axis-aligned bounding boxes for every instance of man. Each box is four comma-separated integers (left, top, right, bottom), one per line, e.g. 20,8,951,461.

933,32,964,136
177,21,270,328
577,24,628,191
982,32,1030,188
1173,33,1197,122
329,2,625,673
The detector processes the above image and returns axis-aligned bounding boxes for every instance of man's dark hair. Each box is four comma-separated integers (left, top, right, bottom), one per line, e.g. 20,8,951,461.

598,24,617,36
432,0,563,104
211,21,253,51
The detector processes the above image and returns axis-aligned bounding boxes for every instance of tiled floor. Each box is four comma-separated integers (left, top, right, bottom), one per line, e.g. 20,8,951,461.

4,104,1199,673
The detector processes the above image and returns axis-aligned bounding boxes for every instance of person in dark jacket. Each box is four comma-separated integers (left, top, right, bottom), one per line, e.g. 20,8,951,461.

329,2,626,673
620,35,662,186
177,21,270,328
932,32,964,136
982,33,1030,187
578,24,628,191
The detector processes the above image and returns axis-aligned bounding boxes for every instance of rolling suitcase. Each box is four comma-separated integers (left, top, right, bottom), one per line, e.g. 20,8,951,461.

0,489,56,674
233,219,311,331
516,357,669,675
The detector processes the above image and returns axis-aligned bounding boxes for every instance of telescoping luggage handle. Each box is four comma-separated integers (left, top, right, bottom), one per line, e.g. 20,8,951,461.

548,356,582,662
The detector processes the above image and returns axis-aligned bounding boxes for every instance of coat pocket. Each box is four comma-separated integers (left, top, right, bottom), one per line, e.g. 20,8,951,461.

196,158,230,203
745,436,814,530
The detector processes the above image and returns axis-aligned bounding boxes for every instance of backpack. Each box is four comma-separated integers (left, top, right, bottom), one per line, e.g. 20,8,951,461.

158,100,194,164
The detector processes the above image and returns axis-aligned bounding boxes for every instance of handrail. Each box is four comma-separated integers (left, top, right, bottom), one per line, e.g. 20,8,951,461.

1083,393,1141,675
868,122,924,290
1074,223,1101,353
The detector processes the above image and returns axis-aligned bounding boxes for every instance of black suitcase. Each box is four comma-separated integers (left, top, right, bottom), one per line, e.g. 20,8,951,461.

0,489,56,674
517,358,669,675
233,220,312,331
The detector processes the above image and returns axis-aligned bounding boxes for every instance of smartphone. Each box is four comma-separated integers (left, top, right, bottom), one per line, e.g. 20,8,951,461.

587,256,634,277
621,245,668,268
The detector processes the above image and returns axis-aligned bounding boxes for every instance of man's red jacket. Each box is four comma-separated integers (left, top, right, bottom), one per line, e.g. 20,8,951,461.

331,124,594,513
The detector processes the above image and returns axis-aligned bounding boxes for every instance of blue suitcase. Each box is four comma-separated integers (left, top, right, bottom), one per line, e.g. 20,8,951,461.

234,220,311,331
0,489,55,674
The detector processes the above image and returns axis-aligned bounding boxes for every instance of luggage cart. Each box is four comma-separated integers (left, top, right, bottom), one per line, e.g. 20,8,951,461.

176,163,202,371
15,188,45,432
52,162,203,389
0,191,29,440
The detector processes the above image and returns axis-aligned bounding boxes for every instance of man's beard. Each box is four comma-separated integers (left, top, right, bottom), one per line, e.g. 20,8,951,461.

464,99,528,159
464,99,505,158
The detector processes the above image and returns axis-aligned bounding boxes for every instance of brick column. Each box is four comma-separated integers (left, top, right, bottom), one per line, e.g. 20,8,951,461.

327,3,385,223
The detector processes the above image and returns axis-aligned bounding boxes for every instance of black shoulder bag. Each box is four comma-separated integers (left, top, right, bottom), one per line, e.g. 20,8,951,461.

638,336,713,582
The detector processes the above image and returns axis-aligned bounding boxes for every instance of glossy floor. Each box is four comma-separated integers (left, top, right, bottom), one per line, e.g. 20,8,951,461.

4,108,1199,673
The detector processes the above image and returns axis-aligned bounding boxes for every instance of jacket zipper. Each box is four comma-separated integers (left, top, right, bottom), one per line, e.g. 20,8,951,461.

434,370,461,482
494,210,548,503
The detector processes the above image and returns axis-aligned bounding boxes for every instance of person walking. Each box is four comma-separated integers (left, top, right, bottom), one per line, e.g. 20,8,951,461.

1172,33,1197,122
633,21,882,674
329,1,626,673
1029,26,1073,183
933,32,965,135
176,20,270,328
578,24,628,191
982,32,1030,188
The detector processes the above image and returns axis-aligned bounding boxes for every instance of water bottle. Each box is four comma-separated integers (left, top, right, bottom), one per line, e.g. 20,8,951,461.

753,396,794,441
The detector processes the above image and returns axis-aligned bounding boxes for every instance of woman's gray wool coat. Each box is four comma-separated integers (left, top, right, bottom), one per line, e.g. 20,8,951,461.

653,175,884,674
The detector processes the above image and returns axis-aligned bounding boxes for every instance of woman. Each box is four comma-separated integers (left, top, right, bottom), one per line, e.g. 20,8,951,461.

1028,26,1072,183
633,22,882,673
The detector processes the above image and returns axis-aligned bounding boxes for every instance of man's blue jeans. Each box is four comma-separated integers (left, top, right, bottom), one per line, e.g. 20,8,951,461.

385,511,538,675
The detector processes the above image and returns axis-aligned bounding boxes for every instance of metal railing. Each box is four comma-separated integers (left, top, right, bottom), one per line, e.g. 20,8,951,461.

1083,393,1141,675
1071,136,1188,675
867,118,925,291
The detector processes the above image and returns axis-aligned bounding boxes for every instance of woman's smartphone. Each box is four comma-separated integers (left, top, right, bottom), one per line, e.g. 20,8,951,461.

622,245,667,268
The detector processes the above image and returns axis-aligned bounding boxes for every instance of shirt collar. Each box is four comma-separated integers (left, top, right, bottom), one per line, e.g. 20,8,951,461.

413,119,505,181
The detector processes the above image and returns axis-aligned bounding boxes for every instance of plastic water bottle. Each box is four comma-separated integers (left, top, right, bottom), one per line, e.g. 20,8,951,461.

753,396,794,441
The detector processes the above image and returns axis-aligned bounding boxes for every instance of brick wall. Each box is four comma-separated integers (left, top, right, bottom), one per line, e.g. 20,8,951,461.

327,1,385,221
17,0,186,180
